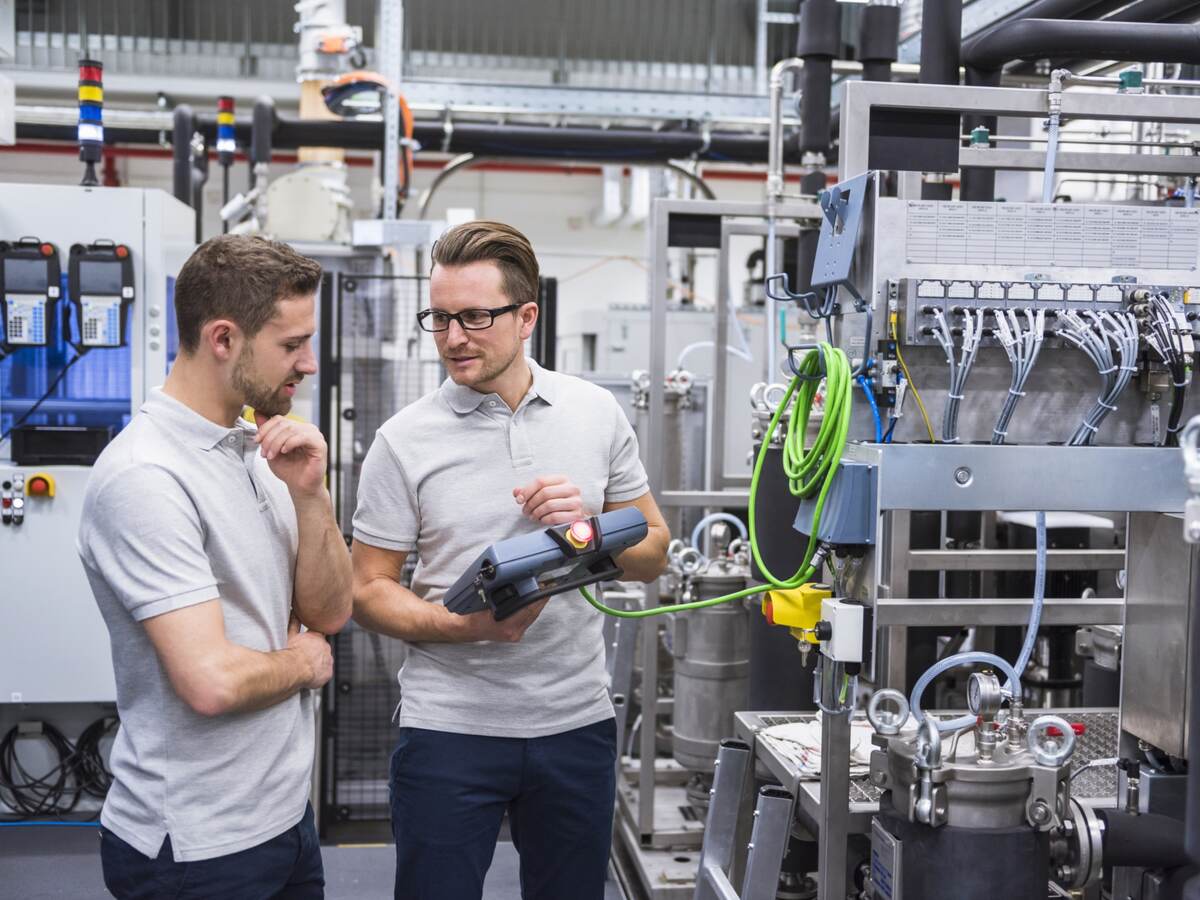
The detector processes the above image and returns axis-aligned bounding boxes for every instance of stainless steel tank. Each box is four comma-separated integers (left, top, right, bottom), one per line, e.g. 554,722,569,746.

670,561,751,773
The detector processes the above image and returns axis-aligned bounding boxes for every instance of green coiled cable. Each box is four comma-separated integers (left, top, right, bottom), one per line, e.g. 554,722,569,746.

582,342,854,618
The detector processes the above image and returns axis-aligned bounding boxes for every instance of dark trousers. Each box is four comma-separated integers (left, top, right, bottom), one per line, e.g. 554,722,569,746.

99,802,324,900
389,718,617,900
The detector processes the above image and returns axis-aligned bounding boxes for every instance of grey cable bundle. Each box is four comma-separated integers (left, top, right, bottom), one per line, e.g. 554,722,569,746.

1058,310,1139,446
991,308,1046,445
931,307,985,444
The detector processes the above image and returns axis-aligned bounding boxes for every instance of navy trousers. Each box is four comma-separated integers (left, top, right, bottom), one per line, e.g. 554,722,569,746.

99,802,324,900
389,717,617,900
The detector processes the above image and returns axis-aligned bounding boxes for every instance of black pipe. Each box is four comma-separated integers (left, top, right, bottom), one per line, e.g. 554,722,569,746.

171,104,194,206
797,0,841,155
920,0,962,85
18,116,808,166
859,3,901,83
191,132,208,243
963,20,1200,72
251,95,275,187
1108,0,1200,22
1100,811,1190,870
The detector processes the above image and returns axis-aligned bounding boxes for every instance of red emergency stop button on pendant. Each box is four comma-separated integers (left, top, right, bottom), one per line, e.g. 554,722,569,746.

567,520,593,549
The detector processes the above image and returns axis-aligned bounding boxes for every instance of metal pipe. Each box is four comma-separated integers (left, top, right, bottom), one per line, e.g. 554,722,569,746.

172,104,194,206
417,152,477,219
919,0,962,85
1044,69,1067,202
964,20,1200,73
766,58,804,208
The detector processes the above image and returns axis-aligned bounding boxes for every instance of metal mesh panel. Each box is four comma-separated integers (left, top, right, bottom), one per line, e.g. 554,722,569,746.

328,622,406,823
334,274,440,531
326,274,436,824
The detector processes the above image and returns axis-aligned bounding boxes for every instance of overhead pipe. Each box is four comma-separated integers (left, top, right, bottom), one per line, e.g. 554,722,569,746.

961,0,1148,201
858,0,901,84
797,0,841,156
963,20,1200,72
918,0,961,199
19,112,805,166
919,0,962,86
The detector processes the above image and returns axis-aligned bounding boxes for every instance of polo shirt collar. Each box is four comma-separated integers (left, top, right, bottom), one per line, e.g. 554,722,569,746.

440,357,558,414
142,387,251,451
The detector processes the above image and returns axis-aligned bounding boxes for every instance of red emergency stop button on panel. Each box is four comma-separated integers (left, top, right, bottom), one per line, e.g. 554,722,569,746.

115,245,129,258
27,472,55,497
566,520,593,549
40,243,53,256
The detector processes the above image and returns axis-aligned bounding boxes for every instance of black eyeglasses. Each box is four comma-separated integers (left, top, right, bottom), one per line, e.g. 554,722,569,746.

416,304,521,333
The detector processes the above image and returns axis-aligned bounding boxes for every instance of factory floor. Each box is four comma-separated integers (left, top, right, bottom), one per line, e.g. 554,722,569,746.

0,826,627,899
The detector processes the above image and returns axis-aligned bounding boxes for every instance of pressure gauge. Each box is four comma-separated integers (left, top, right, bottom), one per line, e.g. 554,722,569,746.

968,671,1004,719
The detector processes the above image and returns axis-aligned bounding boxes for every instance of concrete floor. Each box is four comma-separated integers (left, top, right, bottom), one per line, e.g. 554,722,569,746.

0,825,625,899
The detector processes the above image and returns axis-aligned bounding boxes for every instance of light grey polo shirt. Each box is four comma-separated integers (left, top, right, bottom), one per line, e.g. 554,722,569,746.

353,358,649,738
77,388,313,862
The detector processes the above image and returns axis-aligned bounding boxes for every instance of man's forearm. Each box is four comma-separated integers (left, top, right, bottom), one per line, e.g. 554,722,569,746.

616,524,670,582
195,643,314,716
292,489,353,633
353,577,468,643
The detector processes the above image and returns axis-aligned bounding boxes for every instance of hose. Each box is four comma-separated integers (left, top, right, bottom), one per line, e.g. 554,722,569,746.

690,513,748,558
857,373,883,442
582,342,853,619
910,652,1023,731
1015,511,1048,677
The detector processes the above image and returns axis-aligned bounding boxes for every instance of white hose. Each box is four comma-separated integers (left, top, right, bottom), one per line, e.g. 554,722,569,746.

1015,510,1048,676
690,513,748,558
1043,112,1061,203
910,652,1022,732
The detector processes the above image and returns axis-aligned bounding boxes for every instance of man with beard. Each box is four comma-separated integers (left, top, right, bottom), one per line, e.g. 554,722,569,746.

351,220,670,900
77,235,351,898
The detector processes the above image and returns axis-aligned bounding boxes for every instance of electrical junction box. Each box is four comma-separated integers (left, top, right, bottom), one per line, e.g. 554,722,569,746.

820,597,864,663
794,461,877,545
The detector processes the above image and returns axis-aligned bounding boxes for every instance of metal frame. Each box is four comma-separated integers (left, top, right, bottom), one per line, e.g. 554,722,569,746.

838,79,1200,181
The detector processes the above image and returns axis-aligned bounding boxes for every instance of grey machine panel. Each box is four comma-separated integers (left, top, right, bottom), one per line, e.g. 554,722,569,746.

1122,512,1197,758
0,465,117,703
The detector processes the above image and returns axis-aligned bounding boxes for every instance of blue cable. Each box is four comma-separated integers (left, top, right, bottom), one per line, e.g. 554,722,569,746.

857,374,883,442
0,820,101,827
882,417,897,443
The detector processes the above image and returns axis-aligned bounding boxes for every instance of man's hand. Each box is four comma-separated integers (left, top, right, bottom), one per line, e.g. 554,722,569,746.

254,413,328,498
514,475,587,526
287,627,333,690
452,599,550,643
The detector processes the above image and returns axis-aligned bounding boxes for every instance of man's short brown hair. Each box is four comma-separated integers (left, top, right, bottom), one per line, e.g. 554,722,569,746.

174,235,322,354
431,221,539,306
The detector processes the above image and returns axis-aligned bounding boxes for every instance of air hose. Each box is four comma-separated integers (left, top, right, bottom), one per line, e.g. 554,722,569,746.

582,342,854,618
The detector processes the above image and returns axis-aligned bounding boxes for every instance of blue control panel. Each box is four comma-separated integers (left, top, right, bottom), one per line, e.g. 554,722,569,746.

444,506,649,620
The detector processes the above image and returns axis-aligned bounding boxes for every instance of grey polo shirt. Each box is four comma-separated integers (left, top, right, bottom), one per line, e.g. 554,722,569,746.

353,359,649,738
77,388,313,862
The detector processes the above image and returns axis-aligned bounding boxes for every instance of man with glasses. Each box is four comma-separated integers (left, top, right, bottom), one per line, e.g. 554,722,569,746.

351,220,669,900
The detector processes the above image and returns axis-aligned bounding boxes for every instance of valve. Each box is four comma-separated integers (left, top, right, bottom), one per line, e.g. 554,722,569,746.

1028,715,1077,767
